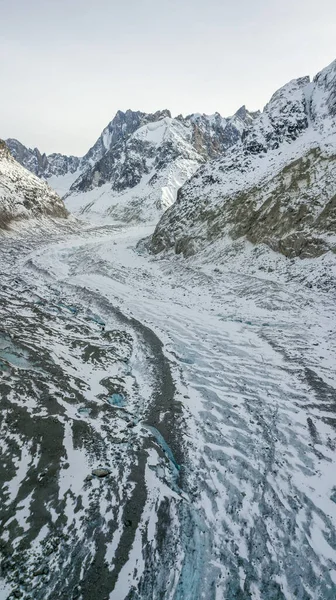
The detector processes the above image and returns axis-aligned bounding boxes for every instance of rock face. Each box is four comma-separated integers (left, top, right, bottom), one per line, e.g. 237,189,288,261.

6,107,257,221
183,106,260,158
0,140,68,229
150,59,336,259
5,138,82,198
6,138,81,178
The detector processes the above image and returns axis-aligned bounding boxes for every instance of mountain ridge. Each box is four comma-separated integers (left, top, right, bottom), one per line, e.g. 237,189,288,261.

7,106,256,211
150,59,336,259
6,106,256,171
5,59,335,238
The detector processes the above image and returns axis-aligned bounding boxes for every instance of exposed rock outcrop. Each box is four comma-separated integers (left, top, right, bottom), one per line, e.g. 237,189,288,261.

150,60,336,259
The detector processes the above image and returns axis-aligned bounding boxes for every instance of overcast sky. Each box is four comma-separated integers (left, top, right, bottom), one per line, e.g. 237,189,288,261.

1,0,335,156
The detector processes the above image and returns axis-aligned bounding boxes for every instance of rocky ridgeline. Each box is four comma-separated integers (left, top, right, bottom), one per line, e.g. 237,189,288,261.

182,105,260,158
5,58,335,248
150,59,336,259
5,107,258,220
66,107,259,220
0,139,68,229
6,108,257,181
5,138,81,179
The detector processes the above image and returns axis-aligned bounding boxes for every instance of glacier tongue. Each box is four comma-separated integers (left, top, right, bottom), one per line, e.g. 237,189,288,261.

1,221,336,599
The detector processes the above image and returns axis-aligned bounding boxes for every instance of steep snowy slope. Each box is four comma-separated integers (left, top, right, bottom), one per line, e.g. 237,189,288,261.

150,59,336,258
5,110,171,196
0,140,68,229
65,116,202,221
82,108,172,167
65,108,258,221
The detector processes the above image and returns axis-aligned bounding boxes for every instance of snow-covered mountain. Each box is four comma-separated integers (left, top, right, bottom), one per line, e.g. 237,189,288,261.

65,115,202,221
5,138,82,197
0,139,68,229
65,107,259,221
2,62,336,600
82,109,172,167
150,59,336,259
6,107,257,221
6,110,174,198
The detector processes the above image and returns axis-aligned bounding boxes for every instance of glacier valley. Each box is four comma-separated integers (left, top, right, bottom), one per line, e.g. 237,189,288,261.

0,219,336,600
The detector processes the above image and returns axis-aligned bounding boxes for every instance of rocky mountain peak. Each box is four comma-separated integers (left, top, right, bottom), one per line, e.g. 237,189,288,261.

233,105,260,124
234,105,249,119
184,108,258,159
5,101,261,221
5,138,81,182
150,109,172,120
82,108,173,167
241,76,312,155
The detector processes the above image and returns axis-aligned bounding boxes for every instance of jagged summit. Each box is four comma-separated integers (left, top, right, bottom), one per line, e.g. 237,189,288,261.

11,57,334,232
6,138,80,178
82,109,173,168
311,59,336,122
64,107,258,221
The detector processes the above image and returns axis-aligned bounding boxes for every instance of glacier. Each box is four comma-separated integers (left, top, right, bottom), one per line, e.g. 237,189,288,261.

1,58,336,600
0,220,335,599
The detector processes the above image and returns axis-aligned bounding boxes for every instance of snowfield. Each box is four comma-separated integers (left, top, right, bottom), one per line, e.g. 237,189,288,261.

1,220,336,599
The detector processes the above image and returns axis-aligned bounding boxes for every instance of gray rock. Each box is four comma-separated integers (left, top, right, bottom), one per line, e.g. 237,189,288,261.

92,468,111,478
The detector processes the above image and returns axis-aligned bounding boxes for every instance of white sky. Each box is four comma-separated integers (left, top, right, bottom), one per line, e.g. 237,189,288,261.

1,0,335,156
